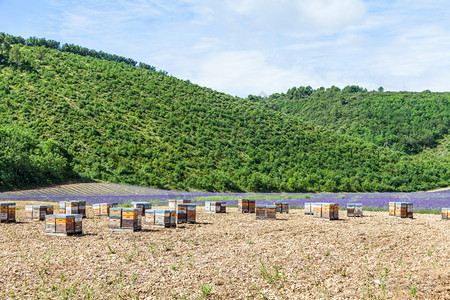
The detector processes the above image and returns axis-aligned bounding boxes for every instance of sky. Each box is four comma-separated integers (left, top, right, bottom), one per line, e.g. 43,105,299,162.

1,0,449,97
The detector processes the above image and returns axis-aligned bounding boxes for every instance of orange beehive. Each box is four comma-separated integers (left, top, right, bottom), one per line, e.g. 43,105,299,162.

45,214,82,236
238,199,249,213
25,205,54,221
93,203,118,217
0,203,15,223
394,202,413,218
442,208,449,220
389,202,396,216
321,203,339,220
59,201,86,218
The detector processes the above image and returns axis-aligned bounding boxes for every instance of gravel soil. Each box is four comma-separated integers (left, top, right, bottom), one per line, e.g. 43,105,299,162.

0,201,449,299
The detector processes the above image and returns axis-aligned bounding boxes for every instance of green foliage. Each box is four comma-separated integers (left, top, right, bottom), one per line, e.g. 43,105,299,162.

0,33,449,192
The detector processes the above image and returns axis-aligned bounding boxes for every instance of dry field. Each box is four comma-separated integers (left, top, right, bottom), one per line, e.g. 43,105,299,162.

0,201,449,299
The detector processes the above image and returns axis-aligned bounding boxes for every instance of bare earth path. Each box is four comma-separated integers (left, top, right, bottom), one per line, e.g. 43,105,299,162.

0,201,448,299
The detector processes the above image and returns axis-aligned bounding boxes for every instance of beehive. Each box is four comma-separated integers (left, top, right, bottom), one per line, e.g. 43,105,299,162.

238,199,255,213
266,205,277,219
442,208,449,220
255,205,266,219
145,209,176,227
347,203,363,217
59,200,87,218
176,204,188,223
238,199,249,213
394,202,413,218
168,199,191,210
0,203,15,223
186,204,197,223
304,202,313,215
312,203,323,218
389,202,397,216
131,202,152,216
204,201,226,213
321,203,339,220
274,202,289,213
25,205,54,221
93,203,118,217
109,208,141,232
45,214,82,236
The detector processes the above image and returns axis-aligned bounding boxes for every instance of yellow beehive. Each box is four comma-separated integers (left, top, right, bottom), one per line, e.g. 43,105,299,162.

0,203,15,223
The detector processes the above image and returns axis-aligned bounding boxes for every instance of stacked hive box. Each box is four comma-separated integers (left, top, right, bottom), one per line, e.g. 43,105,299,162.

312,203,323,218
45,214,82,236
59,200,87,218
168,199,191,210
304,202,313,215
255,205,277,220
274,202,289,213
442,208,449,220
144,209,176,227
321,203,339,220
93,203,118,217
394,202,413,218
389,202,397,217
186,204,196,223
131,202,152,216
204,201,227,213
0,203,15,223
347,203,363,217
238,199,256,213
176,204,188,223
109,208,141,232
25,205,54,221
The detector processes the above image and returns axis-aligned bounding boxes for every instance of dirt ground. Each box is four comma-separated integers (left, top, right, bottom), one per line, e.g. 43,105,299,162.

0,201,449,299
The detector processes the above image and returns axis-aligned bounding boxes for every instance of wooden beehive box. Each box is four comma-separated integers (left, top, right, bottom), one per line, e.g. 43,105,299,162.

395,202,413,218
347,203,363,217
389,202,397,216
312,203,323,218
59,201,87,218
93,203,118,217
274,202,289,213
121,208,142,231
25,205,54,221
255,205,266,219
442,208,449,220
248,200,255,213
145,209,176,227
205,201,226,213
45,214,82,236
266,205,277,219
168,199,191,210
186,204,197,223
131,202,152,216
238,199,249,213
321,203,339,220
0,203,15,223
304,202,313,215
176,204,188,223
109,207,122,229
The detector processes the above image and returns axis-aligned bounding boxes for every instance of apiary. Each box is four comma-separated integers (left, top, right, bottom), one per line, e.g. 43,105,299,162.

347,203,363,217
394,202,413,218
59,200,87,218
25,205,54,221
45,214,82,236
204,201,227,213
312,203,323,218
321,203,339,220
168,199,191,210
186,204,197,223
144,209,177,227
442,208,449,220
274,202,289,213
93,203,118,217
0,203,15,223
389,202,397,216
109,208,141,232
304,202,313,215
255,205,266,219
131,202,152,215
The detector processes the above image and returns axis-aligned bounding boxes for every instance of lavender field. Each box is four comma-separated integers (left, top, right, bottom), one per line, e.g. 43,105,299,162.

1,183,449,212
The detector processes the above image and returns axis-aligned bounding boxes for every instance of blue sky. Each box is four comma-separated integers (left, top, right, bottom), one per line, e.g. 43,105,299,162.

1,0,449,97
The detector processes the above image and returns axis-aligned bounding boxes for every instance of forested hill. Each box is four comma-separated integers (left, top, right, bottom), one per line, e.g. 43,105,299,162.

256,86,449,155
0,33,449,192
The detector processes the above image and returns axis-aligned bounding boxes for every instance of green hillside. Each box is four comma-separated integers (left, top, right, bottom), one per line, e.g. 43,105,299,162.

0,34,448,192
257,86,449,155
